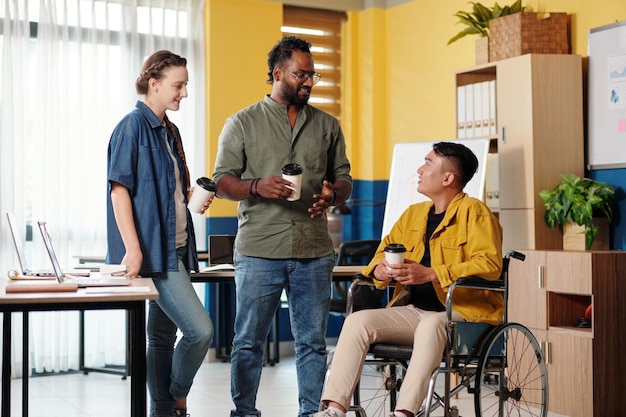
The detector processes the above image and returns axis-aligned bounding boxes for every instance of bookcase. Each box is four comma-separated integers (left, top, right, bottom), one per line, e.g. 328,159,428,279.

455,54,584,251
508,250,626,417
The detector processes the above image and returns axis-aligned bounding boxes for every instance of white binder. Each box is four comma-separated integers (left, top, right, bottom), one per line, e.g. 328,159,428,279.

457,85,466,139
485,153,500,210
488,80,497,136
465,83,474,138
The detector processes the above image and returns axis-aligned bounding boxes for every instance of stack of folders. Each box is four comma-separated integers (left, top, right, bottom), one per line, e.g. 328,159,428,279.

456,80,496,139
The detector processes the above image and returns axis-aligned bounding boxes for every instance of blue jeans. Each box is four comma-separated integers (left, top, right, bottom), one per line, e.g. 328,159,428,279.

230,251,335,417
147,248,214,417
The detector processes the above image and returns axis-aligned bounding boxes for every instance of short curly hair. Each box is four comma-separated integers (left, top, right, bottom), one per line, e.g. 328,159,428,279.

266,36,312,84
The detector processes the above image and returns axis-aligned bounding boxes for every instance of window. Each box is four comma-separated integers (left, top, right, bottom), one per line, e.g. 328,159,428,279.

282,6,346,120
0,0,205,375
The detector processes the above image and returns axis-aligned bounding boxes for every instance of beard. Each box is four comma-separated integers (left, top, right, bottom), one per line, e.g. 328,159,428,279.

281,83,310,106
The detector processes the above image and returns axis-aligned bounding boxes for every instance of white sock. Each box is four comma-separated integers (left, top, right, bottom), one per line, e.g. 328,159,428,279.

327,406,346,417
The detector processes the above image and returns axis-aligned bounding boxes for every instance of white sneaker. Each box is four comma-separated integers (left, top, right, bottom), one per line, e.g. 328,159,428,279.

312,409,340,417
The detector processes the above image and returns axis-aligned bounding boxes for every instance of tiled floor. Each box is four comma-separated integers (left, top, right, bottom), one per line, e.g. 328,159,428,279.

9,347,563,417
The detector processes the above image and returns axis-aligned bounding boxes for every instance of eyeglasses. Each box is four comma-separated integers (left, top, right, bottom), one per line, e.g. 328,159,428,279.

282,69,322,85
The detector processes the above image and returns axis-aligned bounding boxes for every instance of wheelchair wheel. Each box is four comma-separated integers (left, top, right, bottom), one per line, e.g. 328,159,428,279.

474,323,548,417
353,359,405,417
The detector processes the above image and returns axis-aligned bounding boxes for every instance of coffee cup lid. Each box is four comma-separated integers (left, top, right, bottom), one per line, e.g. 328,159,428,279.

282,163,303,175
196,177,216,191
384,243,406,253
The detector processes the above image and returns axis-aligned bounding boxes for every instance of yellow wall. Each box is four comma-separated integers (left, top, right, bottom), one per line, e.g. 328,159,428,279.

353,0,626,179
204,0,626,216
204,0,283,216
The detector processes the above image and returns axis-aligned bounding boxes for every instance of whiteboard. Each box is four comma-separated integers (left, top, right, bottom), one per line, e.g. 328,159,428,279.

381,138,490,237
587,20,626,169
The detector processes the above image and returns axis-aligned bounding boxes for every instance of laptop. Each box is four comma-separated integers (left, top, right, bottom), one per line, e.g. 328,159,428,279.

7,212,56,278
37,221,131,287
6,212,92,278
200,234,235,272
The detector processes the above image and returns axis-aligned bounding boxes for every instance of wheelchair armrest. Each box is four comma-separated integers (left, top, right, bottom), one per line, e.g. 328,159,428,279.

445,277,505,323
345,274,375,315
454,277,504,291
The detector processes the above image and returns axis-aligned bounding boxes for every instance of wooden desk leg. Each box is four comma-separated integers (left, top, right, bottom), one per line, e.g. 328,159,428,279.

1,312,11,417
129,302,147,417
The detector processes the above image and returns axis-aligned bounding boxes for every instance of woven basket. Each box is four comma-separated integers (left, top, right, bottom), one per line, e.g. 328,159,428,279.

475,37,489,65
489,12,569,62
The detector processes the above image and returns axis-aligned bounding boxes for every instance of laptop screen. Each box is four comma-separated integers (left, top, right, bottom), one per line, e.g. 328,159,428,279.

6,213,29,272
208,235,235,265
37,221,65,280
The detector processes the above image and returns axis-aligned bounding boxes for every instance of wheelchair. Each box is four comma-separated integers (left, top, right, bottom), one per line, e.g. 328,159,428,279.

325,250,548,417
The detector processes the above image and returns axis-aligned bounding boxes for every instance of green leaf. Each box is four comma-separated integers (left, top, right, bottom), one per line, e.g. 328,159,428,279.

539,174,615,248
448,1,525,45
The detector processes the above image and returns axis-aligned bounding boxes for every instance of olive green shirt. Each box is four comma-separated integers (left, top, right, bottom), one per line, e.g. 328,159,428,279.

213,95,352,259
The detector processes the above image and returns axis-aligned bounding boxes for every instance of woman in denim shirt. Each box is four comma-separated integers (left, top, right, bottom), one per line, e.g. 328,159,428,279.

106,50,213,417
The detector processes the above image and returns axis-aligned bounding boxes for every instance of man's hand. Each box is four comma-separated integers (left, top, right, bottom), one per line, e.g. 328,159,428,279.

256,176,297,200
308,180,334,218
392,259,437,285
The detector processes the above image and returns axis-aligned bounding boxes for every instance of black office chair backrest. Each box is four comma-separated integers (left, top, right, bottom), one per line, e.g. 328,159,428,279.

336,239,381,266
331,239,384,314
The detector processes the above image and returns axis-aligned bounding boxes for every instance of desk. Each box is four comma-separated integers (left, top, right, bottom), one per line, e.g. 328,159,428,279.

191,265,364,363
0,278,159,417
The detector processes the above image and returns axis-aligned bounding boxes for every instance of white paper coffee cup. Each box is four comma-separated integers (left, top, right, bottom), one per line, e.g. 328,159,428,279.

188,177,216,213
384,243,406,265
281,163,303,201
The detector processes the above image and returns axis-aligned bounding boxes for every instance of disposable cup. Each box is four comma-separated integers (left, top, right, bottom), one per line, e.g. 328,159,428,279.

384,243,406,265
188,177,216,213
281,163,303,201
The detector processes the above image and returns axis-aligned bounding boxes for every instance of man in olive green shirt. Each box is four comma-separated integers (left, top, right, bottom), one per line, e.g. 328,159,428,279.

212,36,352,417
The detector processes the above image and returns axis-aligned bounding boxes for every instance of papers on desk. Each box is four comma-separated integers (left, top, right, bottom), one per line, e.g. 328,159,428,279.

200,264,235,272
84,286,151,293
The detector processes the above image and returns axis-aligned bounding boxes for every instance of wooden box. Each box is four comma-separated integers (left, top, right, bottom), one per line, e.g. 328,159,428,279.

489,12,569,62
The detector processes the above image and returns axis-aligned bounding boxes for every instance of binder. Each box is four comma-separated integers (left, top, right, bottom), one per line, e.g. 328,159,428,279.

465,83,474,138
457,85,466,139
485,153,500,210
473,82,483,137
480,81,490,137
488,80,497,136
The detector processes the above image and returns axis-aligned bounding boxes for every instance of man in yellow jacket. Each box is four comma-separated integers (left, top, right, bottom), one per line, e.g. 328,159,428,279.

314,142,503,417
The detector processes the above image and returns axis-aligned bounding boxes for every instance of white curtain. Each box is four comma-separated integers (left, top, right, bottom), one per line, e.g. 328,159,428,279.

1,0,206,376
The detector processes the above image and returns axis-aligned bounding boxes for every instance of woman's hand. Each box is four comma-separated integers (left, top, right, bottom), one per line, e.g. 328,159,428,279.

121,250,143,278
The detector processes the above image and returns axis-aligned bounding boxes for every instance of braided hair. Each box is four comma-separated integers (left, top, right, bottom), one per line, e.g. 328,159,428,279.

136,50,191,191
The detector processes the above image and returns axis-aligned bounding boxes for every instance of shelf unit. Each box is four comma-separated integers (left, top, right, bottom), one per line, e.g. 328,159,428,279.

455,54,584,251
508,250,626,417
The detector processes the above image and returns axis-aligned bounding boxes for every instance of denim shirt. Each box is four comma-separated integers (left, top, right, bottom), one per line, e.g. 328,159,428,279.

106,101,198,275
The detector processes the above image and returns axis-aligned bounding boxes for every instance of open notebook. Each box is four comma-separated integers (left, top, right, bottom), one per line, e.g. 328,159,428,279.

37,221,130,287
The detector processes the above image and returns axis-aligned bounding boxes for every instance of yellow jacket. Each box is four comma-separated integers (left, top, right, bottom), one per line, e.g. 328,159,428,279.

363,192,504,325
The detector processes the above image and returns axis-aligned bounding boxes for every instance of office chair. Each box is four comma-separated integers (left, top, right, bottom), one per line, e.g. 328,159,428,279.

330,239,384,315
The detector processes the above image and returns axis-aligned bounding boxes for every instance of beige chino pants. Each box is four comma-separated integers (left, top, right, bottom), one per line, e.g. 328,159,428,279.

322,305,463,414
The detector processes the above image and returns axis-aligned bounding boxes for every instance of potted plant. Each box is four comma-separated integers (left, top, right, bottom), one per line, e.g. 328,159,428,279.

447,0,525,45
539,174,615,250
